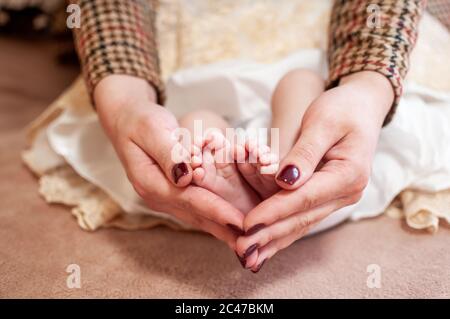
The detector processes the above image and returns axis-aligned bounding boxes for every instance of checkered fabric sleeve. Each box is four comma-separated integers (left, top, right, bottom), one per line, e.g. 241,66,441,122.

69,0,165,105
327,0,426,125
427,0,450,29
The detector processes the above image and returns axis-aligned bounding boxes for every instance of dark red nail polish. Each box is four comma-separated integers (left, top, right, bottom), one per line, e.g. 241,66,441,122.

244,243,259,258
235,252,246,269
276,164,300,185
245,223,265,236
172,162,189,184
251,259,267,273
227,224,245,236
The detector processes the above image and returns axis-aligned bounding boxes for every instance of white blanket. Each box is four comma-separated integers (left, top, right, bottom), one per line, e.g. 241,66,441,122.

44,49,450,235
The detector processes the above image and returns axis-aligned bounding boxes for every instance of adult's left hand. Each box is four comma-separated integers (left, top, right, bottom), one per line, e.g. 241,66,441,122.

236,71,395,272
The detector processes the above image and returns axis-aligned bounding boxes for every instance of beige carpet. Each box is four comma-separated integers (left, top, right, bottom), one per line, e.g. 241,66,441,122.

1,37,449,299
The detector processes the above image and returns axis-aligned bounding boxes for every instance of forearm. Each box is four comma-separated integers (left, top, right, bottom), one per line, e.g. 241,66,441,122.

69,0,165,105
327,0,426,125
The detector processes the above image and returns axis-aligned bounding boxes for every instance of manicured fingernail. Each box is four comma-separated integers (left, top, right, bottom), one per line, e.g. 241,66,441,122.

245,223,266,236
235,252,247,269
276,164,300,185
172,162,189,184
227,224,245,236
244,243,259,258
251,259,267,273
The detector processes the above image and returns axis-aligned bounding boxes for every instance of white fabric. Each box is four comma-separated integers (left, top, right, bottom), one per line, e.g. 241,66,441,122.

45,49,450,235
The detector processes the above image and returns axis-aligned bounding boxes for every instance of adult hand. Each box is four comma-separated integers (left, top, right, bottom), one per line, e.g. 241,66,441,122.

237,71,395,271
95,75,246,249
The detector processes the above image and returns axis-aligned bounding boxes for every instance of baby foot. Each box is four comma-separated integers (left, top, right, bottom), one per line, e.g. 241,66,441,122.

234,139,280,199
191,132,260,214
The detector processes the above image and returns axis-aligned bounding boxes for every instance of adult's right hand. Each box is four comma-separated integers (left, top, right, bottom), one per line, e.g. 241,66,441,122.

94,75,246,249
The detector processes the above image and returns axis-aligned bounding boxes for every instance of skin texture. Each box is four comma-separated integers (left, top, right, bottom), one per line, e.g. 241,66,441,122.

94,70,393,273
94,74,246,250
236,71,394,271
235,69,325,202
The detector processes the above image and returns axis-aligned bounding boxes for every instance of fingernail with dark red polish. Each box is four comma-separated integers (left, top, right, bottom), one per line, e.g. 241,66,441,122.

235,252,247,269
244,243,259,258
276,164,300,185
172,162,189,184
227,224,245,236
251,259,267,273
245,223,265,236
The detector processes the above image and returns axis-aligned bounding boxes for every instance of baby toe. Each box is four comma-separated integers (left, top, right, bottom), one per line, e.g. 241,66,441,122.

192,167,206,185
204,131,225,149
191,154,203,169
245,138,258,154
256,144,271,157
259,152,278,165
259,163,279,175
233,143,247,164
191,144,202,156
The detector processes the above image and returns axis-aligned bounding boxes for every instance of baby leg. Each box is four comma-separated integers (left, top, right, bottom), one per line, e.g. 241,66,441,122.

270,68,325,159
236,69,325,199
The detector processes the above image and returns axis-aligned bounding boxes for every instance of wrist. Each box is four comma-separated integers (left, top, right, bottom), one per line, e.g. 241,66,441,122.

339,71,394,121
94,74,157,114
93,75,158,139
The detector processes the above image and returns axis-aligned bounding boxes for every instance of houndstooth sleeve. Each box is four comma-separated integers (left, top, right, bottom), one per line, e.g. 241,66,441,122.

327,0,426,125
69,0,165,105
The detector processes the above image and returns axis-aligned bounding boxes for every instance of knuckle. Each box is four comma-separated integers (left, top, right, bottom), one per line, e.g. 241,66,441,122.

236,238,251,255
272,212,284,226
132,180,148,199
205,195,220,212
129,172,152,199
145,201,161,212
345,192,364,206
268,194,289,221
191,213,204,228
348,163,370,194
176,199,193,212
262,230,274,244
334,161,370,196
292,142,317,169
159,149,174,169
293,214,313,233
293,218,304,233
174,193,195,212
189,191,222,219
129,173,170,210
355,174,369,193
299,193,316,212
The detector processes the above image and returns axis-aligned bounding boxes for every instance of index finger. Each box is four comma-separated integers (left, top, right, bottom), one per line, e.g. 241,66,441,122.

177,185,246,235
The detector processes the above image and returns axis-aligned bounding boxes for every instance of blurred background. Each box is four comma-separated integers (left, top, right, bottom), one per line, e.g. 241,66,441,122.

0,0,79,134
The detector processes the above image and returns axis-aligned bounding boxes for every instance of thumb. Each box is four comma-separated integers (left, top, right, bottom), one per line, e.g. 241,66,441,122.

275,122,338,190
139,124,193,187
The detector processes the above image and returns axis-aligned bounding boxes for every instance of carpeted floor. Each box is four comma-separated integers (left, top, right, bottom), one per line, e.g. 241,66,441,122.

0,37,449,298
